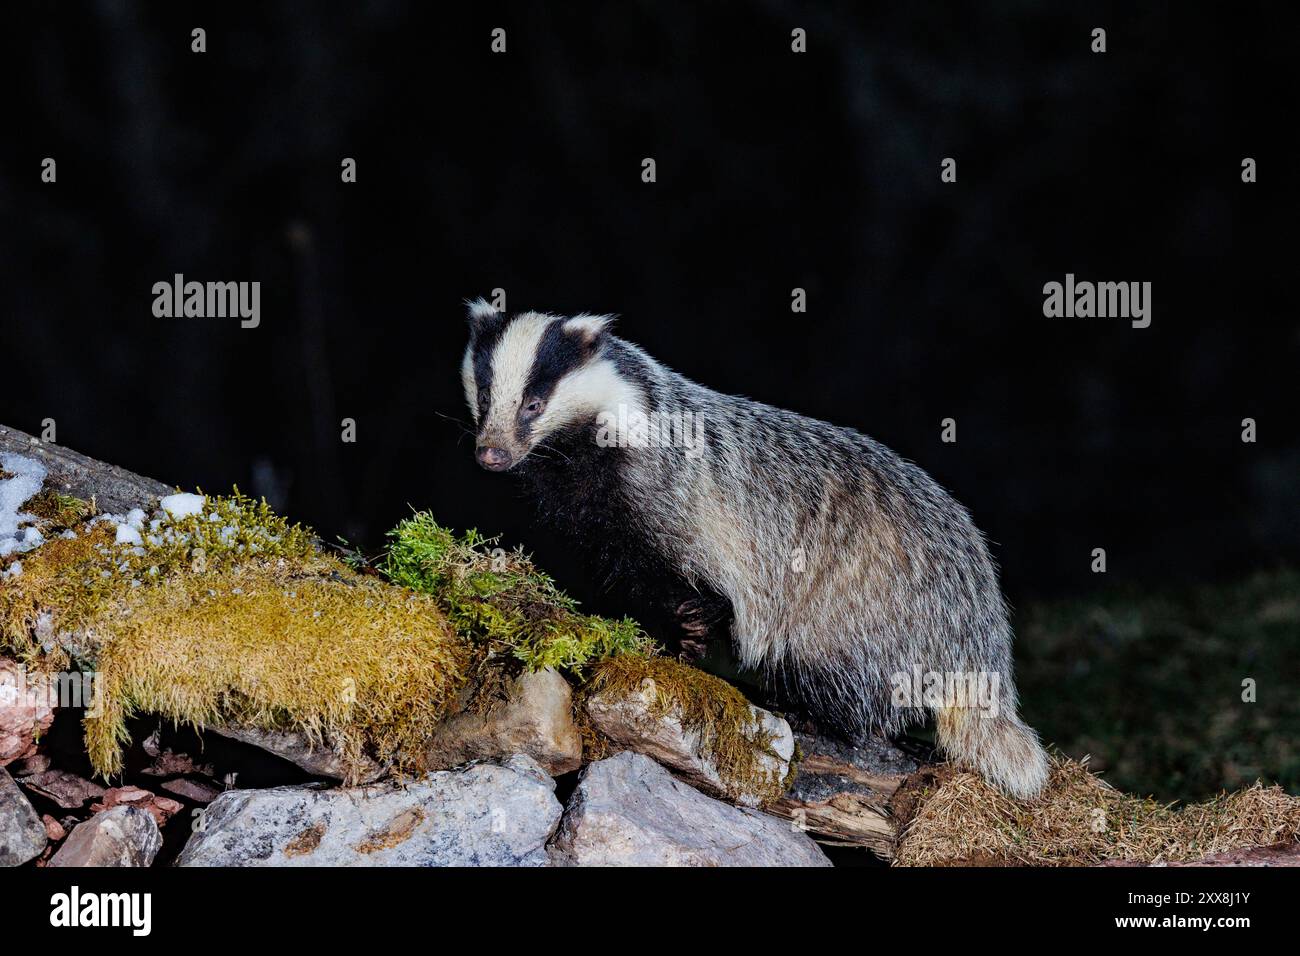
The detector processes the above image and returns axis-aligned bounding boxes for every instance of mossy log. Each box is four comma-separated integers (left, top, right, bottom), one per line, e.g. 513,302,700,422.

771,729,929,859
0,425,171,518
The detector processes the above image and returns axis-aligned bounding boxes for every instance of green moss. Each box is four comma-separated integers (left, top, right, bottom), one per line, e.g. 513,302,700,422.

380,511,655,676
25,491,93,528
585,654,795,806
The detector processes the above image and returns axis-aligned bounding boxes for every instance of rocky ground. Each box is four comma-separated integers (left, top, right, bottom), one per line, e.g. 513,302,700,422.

2,650,854,868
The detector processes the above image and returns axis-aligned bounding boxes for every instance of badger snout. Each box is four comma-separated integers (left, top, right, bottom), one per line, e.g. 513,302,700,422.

476,446,514,472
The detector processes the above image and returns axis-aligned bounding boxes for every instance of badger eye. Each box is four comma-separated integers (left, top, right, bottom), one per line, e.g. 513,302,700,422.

522,398,545,417
477,392,489,411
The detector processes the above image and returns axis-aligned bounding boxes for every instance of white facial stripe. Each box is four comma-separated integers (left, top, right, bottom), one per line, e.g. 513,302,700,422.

536,358,645,433
486,313,553,429
461,347,477,417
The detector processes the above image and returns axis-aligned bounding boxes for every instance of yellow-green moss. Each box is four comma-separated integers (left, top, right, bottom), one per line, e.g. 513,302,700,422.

1,492,471,782
585,654,795,806
84,565,469,780
25,490,93,528
381,512,655,676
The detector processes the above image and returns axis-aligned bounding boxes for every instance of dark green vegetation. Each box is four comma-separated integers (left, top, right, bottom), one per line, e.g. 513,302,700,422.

1017,569,1300,802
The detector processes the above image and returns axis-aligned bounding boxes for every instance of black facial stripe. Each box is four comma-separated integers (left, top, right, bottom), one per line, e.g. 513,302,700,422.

471,314,508,407
524,320,589,403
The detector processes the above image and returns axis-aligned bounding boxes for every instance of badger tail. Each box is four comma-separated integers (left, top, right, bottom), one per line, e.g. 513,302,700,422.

935,707,1050,800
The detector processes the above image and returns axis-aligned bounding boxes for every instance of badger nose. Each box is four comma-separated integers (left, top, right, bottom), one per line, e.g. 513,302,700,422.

476,446,513,471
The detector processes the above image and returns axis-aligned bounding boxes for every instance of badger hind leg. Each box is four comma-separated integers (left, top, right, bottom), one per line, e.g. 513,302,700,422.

936,706,1050,799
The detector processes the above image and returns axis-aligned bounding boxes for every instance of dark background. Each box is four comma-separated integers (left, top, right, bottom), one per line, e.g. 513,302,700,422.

2,3,1295,610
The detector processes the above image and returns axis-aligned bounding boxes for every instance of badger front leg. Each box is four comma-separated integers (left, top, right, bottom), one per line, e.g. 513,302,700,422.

672,591,732,664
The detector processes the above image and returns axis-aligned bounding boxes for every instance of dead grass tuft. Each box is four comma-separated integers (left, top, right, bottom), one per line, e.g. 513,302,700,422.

895,753,1300,866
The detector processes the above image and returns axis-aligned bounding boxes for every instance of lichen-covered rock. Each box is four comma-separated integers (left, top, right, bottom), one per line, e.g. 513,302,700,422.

550,752,831,867
426,668,583,775
48,805,162,867
176,754,562,867
585,663,794,807
0,657,56,767
0,768,47,866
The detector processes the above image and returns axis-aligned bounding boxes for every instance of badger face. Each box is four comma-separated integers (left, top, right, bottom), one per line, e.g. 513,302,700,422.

461,299,636,472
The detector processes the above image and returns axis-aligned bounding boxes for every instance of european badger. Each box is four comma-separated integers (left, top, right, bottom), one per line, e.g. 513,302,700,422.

461,300,1049,798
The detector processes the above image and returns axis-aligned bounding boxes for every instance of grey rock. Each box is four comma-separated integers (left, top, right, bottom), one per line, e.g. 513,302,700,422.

48,806,162,867
206,725,384,784
426,667,583,776
550,752,832,867
585,677,794,807
0,768,47,866
177,754,562,867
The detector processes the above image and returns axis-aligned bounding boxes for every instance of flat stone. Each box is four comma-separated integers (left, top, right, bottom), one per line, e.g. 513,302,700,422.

19,769,106,810
161,778,223,803
550,752,831,867
176,754,562,867
206,725,384,783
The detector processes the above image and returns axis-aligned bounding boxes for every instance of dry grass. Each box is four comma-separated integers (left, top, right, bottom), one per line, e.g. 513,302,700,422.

895,753,1300,866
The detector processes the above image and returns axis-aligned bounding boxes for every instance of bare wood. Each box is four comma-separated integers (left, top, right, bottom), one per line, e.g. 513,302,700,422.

0,425,172,515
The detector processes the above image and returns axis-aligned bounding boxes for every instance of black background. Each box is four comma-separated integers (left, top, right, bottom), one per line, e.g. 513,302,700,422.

2,1,1296,617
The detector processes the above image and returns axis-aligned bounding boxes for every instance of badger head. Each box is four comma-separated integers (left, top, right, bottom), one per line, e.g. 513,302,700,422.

461,298,636,471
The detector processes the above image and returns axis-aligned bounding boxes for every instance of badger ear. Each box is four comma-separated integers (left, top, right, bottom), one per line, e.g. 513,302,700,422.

562,313,614,347
465,297,503,333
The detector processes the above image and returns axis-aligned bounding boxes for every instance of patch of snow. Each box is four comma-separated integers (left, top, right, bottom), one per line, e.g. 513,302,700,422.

0,452,49,560
160,493,206,519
